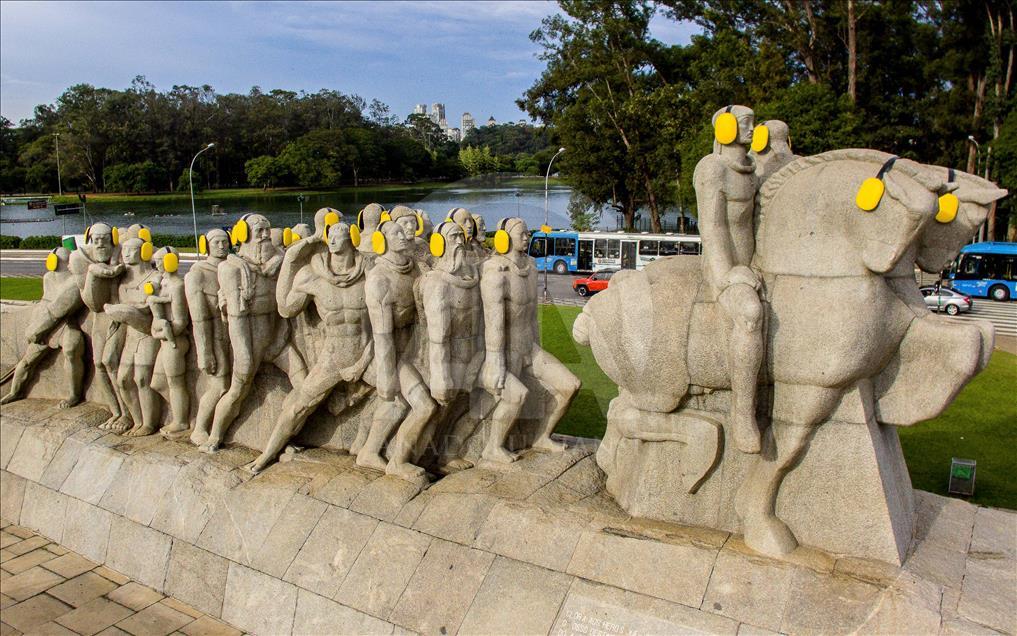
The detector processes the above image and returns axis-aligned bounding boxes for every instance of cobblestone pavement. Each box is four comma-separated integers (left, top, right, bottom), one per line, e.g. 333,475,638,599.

0,520,243,636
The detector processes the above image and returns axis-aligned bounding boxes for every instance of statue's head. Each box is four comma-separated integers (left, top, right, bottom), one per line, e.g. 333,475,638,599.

291,223,313,242
314,207,342,239
374,219,410,258
416,209,433,236
472,214,487,241
86,223,116,262
326,221,354,254
430,219,467,272
915,167,1009,272
204,229,230,260
450,208,477,241
389,205,423,240
712,105,754,152
234,214,274,263
153,246,180,275
501,217,529,254
120,238,145,266
45,247,71,274
752,120,791,156
123,224,152,243
358,203,385,235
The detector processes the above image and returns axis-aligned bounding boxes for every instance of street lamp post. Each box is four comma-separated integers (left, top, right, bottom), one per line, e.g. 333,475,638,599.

298,193,305,224
968,136,988,242
190,143,215,252
53,133,62,196
543,147,565,301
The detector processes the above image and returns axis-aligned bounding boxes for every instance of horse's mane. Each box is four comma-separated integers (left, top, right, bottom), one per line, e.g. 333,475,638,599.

759,149,943,209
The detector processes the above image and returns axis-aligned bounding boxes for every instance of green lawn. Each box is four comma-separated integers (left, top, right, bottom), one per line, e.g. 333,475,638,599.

0,277,43,300
47,182,459,205
0,286,1009,508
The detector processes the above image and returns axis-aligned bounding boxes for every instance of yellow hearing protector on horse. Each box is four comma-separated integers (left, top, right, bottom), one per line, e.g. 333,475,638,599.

856,157,898,212
231,214,254,245
750,124,769,153
372,219,392,255
429,219,457,257
936,168,960,224
714,106,738,145
494,218,513,255
45,248,59,272
140,241,154,262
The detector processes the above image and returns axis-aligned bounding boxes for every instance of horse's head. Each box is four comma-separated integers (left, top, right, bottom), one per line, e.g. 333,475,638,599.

914,167,1008,272
756,150,942,276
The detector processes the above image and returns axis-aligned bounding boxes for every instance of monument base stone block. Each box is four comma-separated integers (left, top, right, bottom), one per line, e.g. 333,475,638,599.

3,401,1014,635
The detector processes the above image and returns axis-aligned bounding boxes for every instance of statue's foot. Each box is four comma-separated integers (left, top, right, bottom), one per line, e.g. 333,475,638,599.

109,417,133,435
127,425,156,437
743,514,798,558
98,414,120,431
438,458,473,475
386,461,426,481
160,422,188,435
532,435,567,453
730,414,762,454
243,458,270,475
481,445,519,464
189,429,209,446
1,393,19,405
58,396,83,409
355,451,387,472
199,439,221,454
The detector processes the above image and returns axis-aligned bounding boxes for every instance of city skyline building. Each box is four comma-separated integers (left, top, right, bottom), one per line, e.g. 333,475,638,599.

430,102,445,125
413,104,427,115
461,112,475,138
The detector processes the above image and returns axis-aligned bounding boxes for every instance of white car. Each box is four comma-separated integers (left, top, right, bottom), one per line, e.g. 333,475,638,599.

919,286,972,316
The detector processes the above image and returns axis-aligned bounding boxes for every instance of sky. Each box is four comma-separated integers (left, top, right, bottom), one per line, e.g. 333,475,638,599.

0,1,698,126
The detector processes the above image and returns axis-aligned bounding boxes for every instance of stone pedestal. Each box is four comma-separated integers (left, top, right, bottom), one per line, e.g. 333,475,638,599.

3,401,1013,635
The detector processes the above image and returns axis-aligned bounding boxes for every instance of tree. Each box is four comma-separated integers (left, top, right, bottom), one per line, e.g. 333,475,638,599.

566,191,603,230
244,155,286,190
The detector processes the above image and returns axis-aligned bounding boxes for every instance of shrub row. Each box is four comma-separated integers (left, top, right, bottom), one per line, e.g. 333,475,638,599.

1,234,198,250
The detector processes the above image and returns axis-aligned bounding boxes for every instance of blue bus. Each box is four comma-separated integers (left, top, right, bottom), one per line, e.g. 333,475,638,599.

948,242,1017,301
528,230,702,273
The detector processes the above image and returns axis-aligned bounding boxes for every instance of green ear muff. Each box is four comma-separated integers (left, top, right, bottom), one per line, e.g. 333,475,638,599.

494,218,511,254
750,125,769,153
140,241,154,262
856,157,897,212
350,224,361,248
198,235,208,255
714,106,737,145
111,226,120,246
163,252,179,273
937,168,959,223
45,250,59,272
138,227,152,243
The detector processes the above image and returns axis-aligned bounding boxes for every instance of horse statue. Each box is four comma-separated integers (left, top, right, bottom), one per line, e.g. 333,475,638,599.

573,149,1006,559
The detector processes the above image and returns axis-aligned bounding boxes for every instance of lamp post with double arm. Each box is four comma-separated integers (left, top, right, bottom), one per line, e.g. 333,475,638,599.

190,143,215,252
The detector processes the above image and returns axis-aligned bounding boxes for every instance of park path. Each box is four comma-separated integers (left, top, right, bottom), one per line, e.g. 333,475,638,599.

1,520,244,636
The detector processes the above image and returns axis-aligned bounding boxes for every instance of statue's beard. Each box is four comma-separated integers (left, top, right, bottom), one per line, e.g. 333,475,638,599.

241,238,273,264
93,245,112,263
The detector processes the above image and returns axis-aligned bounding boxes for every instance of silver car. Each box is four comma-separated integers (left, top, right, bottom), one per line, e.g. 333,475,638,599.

919,286,972,315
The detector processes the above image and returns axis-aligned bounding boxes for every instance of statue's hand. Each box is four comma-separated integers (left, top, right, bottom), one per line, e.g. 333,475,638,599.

480,352,506,395
724,265,760,291
431,374,455,405
26,321,46,345
151,318,168,339
198,351,216,375
263,255,283,277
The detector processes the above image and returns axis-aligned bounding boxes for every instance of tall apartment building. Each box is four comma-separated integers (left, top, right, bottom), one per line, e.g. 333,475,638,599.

430,103,446,125
461,112,475,138
446,127,461,143
413,104,427,116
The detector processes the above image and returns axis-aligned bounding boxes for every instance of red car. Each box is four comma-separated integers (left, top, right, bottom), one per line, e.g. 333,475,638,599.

573,269,618,297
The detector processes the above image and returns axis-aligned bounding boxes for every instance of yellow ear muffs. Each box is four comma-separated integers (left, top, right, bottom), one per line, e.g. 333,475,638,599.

140,241,154,262
494,218,511,255
323,210,340,239
231,214,253,246
350,224,361,248
714,106,738,145
138,227,152,243
45,250,59,272
111,226,120,246
429,233,445,257
283,227,295,247
415,213,425,236
163,252,179,273
198,235,208,255
84,226,92,244
380,211,392,223
356,209,364,229
750,125,769,153
143,282,155,296
372,231,387,255
937,168,959,224
856,157,897,212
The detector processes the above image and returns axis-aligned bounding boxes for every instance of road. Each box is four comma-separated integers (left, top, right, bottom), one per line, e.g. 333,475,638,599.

3,250,1015,336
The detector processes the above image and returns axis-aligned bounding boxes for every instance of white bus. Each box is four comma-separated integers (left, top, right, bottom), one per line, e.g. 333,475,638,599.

529,230,702,273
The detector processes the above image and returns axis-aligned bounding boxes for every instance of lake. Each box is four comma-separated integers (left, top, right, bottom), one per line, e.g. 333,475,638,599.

0,180,576,238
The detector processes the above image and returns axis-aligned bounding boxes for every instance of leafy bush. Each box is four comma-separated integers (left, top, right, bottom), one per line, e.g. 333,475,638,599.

19,235,63,249
0,235,21,249
151,234,199,248
105,161,169,193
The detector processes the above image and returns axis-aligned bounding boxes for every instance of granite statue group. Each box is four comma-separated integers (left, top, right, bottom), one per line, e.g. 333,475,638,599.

2,104,1008,564
1,205,581,489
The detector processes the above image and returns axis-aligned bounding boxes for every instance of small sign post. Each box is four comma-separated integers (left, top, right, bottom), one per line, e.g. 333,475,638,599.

948,458,976,496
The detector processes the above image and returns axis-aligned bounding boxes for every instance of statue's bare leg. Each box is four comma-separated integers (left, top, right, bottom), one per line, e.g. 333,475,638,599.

357,396,409,471
0,344,48,404
435,395,475,473
191,373,228,446
734,382,839,557
127,360,160,436
268,323,307,392
481,373,528,463
94,326,125,429
528,347,580,452
60,329,86,408
386,369,438,481
203,318,259,452
249,361,341,473
116,359,142,435
721,284,764,454
159,343,190,435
